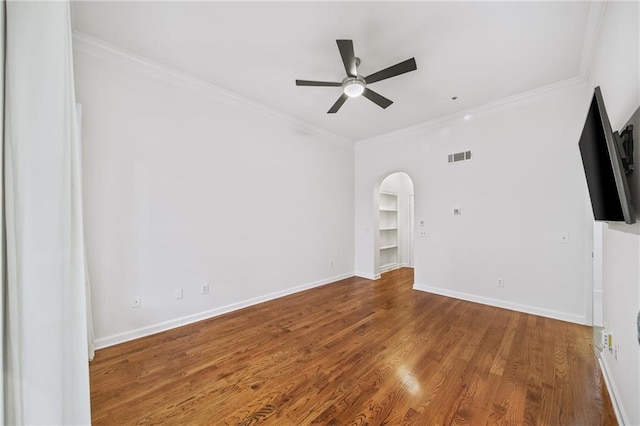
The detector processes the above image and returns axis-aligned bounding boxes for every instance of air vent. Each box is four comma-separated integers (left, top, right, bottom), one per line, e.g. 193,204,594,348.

447,150,472,164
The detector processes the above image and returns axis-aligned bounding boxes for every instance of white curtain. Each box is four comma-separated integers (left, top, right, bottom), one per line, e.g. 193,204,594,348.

76,103,95,362
0,1,6,423
3,1,92,424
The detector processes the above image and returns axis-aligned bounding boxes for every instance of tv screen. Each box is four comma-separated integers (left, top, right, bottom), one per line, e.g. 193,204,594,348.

578,87,635,224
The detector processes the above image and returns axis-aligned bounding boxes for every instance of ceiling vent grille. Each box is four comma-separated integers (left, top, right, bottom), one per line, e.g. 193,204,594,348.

448,150,472,164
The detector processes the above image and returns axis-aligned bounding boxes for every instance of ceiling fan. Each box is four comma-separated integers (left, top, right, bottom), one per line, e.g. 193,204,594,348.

296,39,417,114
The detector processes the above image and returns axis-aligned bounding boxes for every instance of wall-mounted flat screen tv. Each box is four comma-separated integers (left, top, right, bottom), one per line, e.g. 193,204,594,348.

578,86,635,224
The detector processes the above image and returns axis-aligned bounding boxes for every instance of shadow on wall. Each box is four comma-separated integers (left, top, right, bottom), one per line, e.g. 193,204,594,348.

609,106,640,236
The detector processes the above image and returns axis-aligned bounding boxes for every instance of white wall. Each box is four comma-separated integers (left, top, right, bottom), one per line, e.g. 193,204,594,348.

380,172,414,268
73,38,354,347
355,83,594,324
586,2,640,424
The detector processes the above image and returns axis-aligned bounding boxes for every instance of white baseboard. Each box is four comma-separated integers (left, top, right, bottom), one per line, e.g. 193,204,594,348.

412,283,587,325
598,356,629,425
356,265,413,281
380,265,401,274
355,272,378,280
94,272,353,350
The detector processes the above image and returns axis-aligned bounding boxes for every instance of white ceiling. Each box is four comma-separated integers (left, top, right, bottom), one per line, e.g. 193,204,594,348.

71,1,594,142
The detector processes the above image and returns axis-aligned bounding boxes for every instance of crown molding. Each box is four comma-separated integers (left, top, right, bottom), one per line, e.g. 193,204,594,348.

71,31,354,150
579,1,607,84
354,2,606,149
74,0,605,153
355,76,588,149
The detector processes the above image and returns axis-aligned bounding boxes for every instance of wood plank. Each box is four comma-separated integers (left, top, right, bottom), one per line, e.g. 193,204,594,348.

90,268,617,425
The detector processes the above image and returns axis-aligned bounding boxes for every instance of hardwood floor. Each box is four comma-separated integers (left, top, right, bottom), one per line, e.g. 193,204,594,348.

90,268,616,425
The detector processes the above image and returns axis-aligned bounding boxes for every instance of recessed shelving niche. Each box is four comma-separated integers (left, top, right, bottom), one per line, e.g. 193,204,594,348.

379,192,398,272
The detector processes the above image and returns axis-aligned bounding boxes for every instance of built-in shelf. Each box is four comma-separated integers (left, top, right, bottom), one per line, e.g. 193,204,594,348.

379,192,399,273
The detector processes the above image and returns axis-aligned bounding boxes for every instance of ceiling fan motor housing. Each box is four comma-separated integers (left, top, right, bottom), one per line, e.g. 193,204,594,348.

342,76,366,97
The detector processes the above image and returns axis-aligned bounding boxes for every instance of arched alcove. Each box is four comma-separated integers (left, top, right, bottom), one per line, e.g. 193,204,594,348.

374,172,415,277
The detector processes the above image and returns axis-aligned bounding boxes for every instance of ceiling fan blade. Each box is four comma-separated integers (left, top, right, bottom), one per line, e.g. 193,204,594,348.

364,58,417,84
328,93,349,114
296,80,342,87
336,39,357,78
362,88,393,109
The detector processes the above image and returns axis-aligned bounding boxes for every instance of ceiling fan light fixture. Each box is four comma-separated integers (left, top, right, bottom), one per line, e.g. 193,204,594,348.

343,79,365,97
295,40,417,113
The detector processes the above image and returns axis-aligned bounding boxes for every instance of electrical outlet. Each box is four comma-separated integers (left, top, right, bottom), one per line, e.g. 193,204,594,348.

497,278,504,287
419,231,427,237
602,330,609,348
132,296,141,308
201,283,209,295
175,288,183,300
